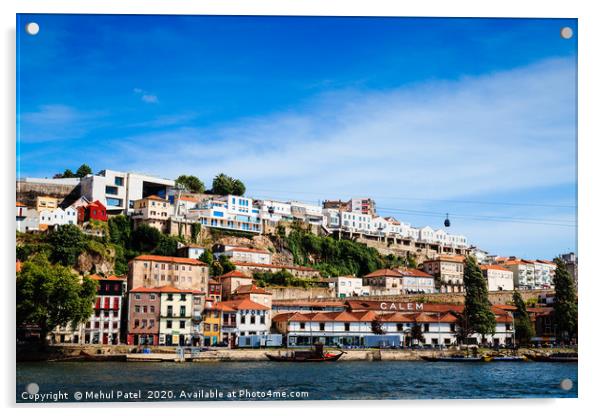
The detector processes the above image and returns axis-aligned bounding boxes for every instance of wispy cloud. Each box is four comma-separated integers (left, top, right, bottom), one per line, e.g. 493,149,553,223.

133,88,159,104
18,104,105,143
111,57,576,198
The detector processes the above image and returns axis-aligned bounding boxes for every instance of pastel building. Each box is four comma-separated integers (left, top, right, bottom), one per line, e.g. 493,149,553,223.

158,286,203,346
422,256,465,293
128,255,209,292
397,268,436,294
84,275,127,345
215,298,271,347
131,195,171,232
217,270,254,300
127,287,161,345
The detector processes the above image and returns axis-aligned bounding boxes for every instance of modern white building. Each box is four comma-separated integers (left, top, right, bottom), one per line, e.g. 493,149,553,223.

533,260,556,289
499,260,536,290
255,199,293,223
80,169,175,215
186,195,262,234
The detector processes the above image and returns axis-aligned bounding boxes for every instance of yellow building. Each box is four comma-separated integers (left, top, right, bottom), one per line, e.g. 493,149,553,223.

35,196,59,211
202,301,223,346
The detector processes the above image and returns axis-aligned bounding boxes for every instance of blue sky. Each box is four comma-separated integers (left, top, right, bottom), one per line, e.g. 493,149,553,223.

16,15,577,259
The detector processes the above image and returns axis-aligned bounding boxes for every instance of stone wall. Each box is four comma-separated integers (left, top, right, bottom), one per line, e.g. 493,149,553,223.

16,180,81,208
267,286,336,300
277,289,553,305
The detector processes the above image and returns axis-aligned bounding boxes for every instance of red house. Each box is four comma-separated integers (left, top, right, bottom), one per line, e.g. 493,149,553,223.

78,200,108,223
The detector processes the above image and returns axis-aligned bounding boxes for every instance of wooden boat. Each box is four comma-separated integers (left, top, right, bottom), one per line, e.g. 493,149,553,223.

420,354,491,362
265,343,345,362
488,355,528,362
525,352,578,362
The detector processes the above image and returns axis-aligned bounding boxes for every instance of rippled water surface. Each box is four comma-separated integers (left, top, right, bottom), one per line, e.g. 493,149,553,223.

16,360,577,402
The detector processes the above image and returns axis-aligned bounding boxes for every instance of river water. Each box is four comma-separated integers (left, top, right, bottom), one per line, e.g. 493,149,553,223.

16,361,577,402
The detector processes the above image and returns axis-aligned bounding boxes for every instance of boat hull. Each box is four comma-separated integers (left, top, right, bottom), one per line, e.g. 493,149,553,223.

525,354,577,363
420,355,488,362
265,352,344,362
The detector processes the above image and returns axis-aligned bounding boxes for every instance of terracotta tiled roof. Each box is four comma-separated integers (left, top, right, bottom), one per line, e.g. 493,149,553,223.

88,274,126,281
364,268,403,278
217,298,270,311
217,270,252,279
424,255,465,263
16,202,26,207
536,259,556,265
145,195,168,201
234,284,271,295
177,196,198,203
480,265,512,272
397,268,434,278
133,255,207,266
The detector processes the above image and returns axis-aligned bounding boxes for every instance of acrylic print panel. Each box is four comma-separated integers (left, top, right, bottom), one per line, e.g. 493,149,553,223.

16,14,577,403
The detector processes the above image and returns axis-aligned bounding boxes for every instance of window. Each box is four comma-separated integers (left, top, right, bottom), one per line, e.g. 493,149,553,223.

150,294,156,300
135,305,140,313
250,316,256,324
180,321,186,329
106,197,123,207
167,306,173,316
319,323,325,331
134,294,141,300
397,324,403,331
300,322,305,330
150,306,155,313
105,186,118,195
180,294,186,301
344,323,350,331
134,319,139,328
114,177,124,186
166,320,172,329
180,306,186,317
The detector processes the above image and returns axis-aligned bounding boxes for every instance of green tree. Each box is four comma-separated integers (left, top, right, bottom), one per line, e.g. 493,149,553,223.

512,291,534,346
231,179,246,196
463,255,496,344
60,169,76,178
553,257,578,342
17,258,98,344
75,163,92,178
47,224,87,266
152,234,179,257
218,255,236,274
131,224,161,253
211,173,246,196
175,175,205,194
108,215,133,246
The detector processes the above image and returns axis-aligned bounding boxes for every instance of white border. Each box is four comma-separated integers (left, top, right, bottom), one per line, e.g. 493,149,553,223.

2,1,600,415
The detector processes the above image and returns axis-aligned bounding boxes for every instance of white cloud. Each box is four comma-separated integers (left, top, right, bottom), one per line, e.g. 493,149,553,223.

18,104,104,143
133,88,159,104
100,57,576,257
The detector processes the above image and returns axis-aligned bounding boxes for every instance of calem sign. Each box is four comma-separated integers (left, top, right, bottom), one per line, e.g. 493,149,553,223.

379,302,424,311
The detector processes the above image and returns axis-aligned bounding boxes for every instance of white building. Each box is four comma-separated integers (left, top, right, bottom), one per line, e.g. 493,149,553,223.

216,246,272,264
216,298,271,346
499,260,536,290
38,206,78,229
80,169,175,215
186,195,262,234
255,199,293,223
533,260,556,289
397,268,436,294
16,202,39,232
290,201,324,225
480,265,515,291
327,276,369,298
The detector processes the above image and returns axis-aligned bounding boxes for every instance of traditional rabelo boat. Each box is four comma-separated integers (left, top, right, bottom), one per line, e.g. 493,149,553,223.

524,352,578,362
420,354,491,362
265,343,346,362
